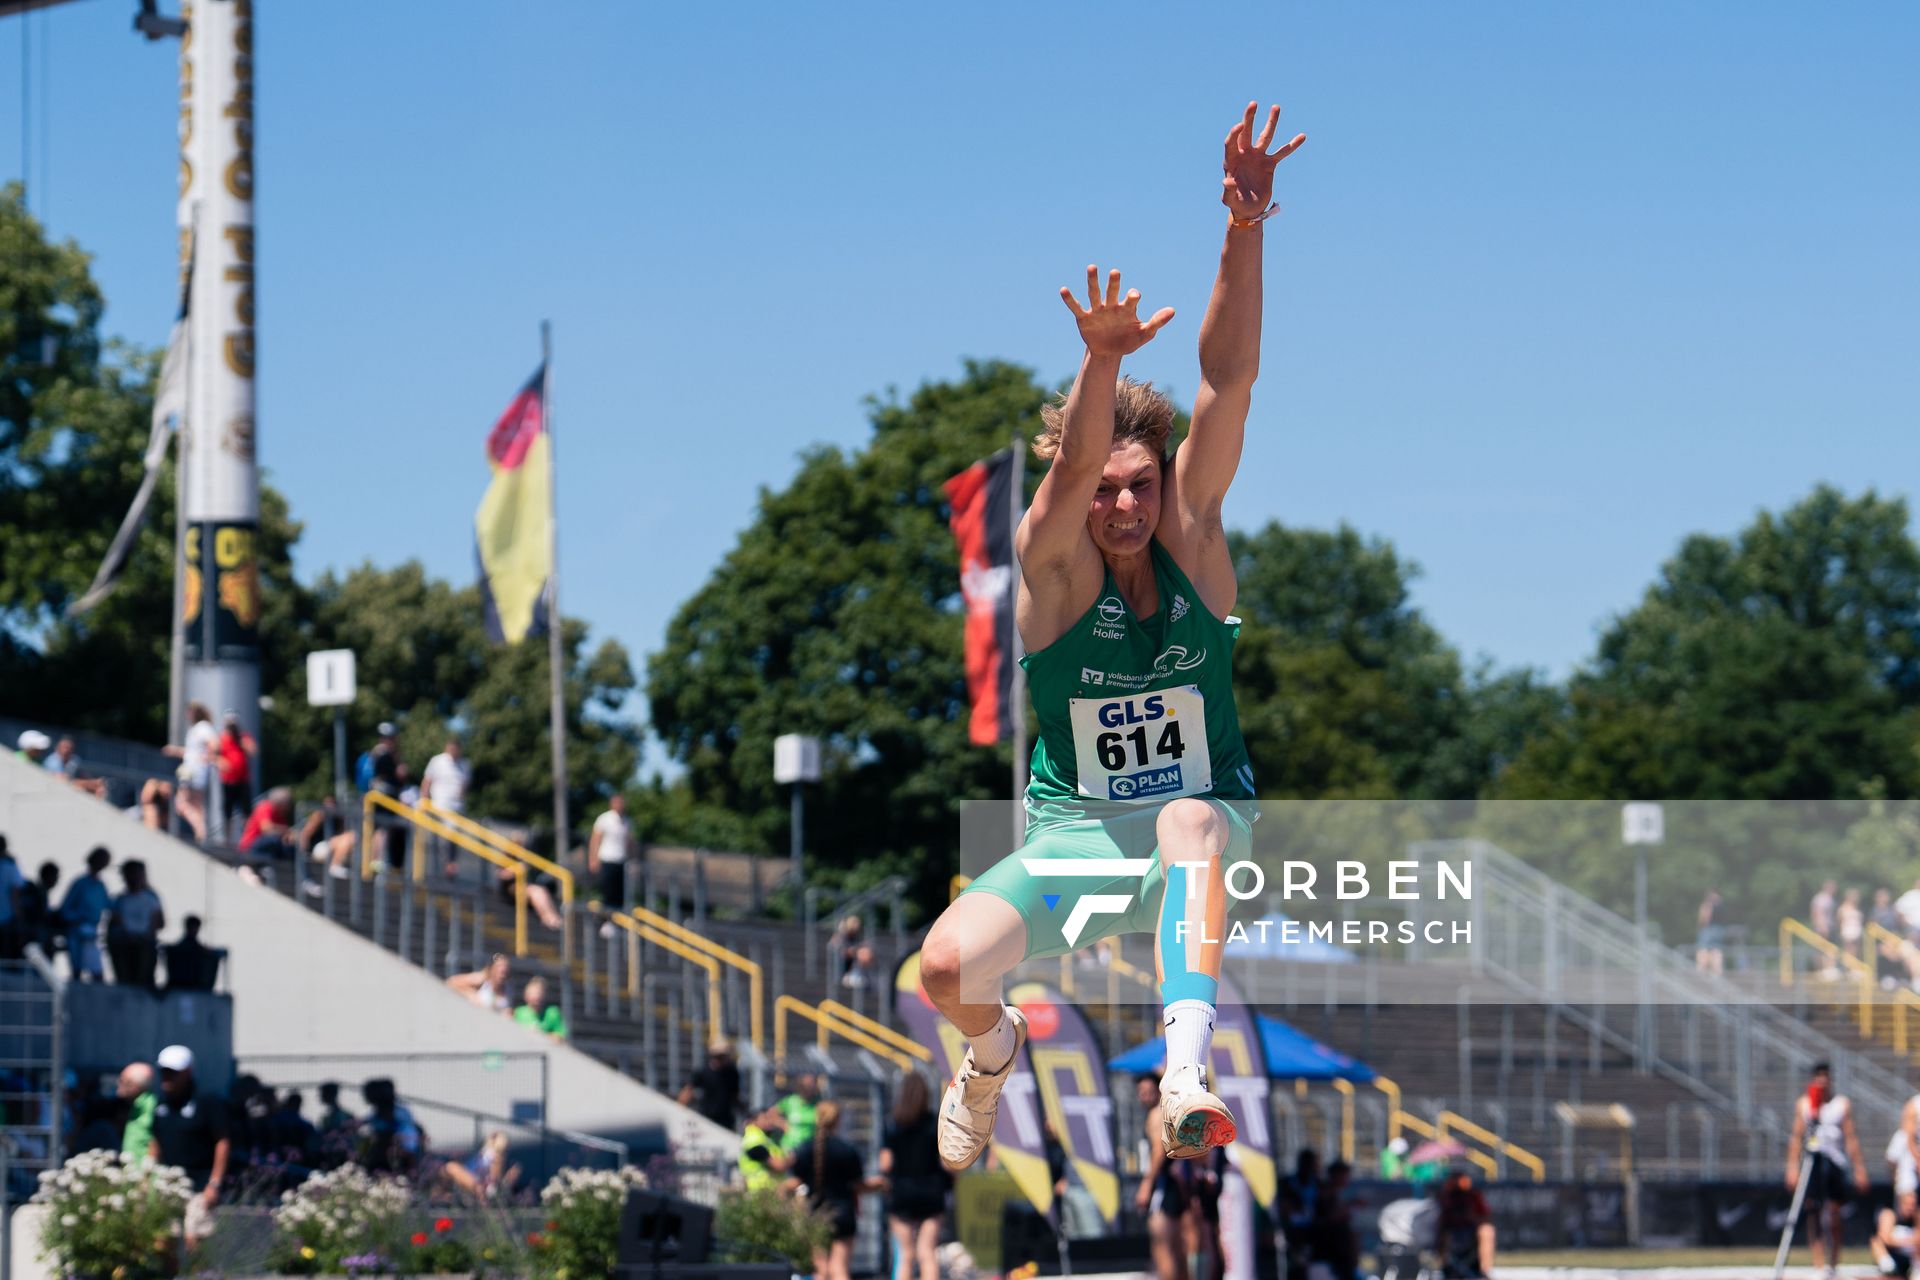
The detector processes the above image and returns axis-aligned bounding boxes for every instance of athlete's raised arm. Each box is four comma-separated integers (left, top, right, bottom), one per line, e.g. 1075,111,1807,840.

1172,103,1305,550
1017,265,1174,583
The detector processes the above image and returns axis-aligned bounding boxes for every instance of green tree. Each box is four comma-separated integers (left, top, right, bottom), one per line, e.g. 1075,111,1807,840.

1500,486,1920,801
647,360,1048,896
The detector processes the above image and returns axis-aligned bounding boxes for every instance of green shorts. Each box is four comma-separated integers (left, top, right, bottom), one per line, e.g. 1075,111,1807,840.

959,798,1255,962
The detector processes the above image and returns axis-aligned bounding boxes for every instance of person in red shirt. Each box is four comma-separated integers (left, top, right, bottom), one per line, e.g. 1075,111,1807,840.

216,713,258,835
238,788,297,859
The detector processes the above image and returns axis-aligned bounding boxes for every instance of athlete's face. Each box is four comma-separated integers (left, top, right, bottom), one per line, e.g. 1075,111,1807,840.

1089,443,1161,557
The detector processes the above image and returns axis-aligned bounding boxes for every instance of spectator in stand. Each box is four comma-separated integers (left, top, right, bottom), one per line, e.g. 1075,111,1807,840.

783,1101,881,1280
152,1045,230,1250
119,1062,157,1168
496,863,565,931
843,942,877,992
513,976,569,1041
267,1090,318,1163
164,916,221,992
1434,1170,1496,1279
880,1071,949,1280
739,1104,792,1191
0,835,24,960
316,1083,353,1138
828,916,864,985
44,737,108,800
677,1038,744,1129
295,795,359,893
777,1073,822,1152
18,861,61,962
215,713,257,835
139,777,175,832
1812,880,1839,944
360,722,404,869
1841,888,1866,956
421,736,472,878
1695,890,1726,974
108,860,166,991
163,703,220,842
15,729,52,766
357,1077,423,1176
58,846,113,982
1897,878,1920,939
588,793,632,918
442,1131,519,1201
447,953,514,1014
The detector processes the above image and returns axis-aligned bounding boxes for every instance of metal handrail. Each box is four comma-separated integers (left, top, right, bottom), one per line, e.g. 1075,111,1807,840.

362,792,527,955
774,995,917,1072
815,999,931,1063
610,911,724,1035
420,798,576,906
1330,1078,1356,1163
625,902,764,1058
1438,1108,1546,1182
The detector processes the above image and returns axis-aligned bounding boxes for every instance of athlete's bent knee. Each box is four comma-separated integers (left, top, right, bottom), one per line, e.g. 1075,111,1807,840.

1156,798,1228,858
920,922,967,1008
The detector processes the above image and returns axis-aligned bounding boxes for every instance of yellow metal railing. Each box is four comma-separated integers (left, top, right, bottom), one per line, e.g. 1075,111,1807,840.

1373,1076,1496,1178
775,995,917,1071
1780,917,1876,1044
419,799,576,905
420,798,577,962
624,903,764,1059
609,911,724,1036
363,792,527,955
1439,1109,1546,1182
1331,1078,1356,1163
1858,922,1920,1057
815,999,931,1063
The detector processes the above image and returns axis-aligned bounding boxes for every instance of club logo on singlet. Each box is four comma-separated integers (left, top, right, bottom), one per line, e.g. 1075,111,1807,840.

1093,596,1127,641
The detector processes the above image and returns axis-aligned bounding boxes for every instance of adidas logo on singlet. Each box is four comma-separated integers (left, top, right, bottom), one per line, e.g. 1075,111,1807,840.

1170,594,1190,622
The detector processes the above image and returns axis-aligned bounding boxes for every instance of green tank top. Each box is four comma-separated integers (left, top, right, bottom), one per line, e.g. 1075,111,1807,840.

1021,538,1255,826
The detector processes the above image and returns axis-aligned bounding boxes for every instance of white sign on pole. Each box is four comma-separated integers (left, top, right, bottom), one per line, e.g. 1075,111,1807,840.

773,734,822,784
306,650,357,708
1622,801,1665,846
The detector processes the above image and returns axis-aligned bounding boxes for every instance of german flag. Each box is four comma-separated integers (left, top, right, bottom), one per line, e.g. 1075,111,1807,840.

475,366,551,643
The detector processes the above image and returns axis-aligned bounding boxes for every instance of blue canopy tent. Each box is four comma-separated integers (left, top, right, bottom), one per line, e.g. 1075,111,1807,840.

1107,1013,1376,1082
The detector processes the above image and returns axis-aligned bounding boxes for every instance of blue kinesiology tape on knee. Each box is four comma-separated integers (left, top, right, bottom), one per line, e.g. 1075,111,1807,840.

1158,862,1219,1006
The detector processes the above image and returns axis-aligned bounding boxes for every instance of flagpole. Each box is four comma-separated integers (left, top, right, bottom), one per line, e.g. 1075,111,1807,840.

542,321,571,859
167,262,193,748
1008,435,1027,850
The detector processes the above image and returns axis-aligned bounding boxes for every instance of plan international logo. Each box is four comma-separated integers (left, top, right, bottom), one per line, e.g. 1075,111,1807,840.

1022,855,1478,948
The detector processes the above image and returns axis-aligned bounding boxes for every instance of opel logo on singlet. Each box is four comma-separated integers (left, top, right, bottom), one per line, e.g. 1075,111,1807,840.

1096,597,1125,626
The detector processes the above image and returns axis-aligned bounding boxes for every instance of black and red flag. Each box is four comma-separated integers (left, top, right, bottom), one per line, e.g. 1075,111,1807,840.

944,447,1019,746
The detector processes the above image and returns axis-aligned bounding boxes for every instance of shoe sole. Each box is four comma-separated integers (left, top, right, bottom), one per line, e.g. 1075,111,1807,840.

1169,1105,1237,1158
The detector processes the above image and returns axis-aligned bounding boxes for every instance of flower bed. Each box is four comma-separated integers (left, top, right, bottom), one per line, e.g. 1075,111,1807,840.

32,1150,195,1280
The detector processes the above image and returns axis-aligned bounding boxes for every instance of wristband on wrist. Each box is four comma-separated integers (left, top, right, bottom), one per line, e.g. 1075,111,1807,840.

1229,202,1280,230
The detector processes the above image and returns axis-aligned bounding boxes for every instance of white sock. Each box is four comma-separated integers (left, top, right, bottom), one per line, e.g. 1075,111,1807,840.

1163,1000,1216,1075
968,1006,1017,1073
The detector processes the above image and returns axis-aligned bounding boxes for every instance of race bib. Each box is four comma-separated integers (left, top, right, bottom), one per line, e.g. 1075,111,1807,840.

1068,684,1212,803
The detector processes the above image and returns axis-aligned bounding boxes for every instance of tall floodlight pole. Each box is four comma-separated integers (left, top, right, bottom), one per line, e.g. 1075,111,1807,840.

176,0,263,746
1623,801,1665,1073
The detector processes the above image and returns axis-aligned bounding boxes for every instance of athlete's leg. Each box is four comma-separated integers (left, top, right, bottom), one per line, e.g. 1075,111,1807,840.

922,892,1029,1037
923,892,1030,1172
1151,798,1238,1158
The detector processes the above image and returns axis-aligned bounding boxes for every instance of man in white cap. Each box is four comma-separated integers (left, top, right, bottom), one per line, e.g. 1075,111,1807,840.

15,729,52,766
151,1045,230,1249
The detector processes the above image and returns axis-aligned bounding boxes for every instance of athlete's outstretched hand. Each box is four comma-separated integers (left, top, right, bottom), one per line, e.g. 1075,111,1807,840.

1059,266,1174,358
1222,101,1305,220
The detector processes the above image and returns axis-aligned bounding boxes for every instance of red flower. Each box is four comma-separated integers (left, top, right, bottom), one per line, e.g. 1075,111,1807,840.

433,1218,454,1233
527,1232,545,1247
411,1232,429,1246
546,1220,559,1232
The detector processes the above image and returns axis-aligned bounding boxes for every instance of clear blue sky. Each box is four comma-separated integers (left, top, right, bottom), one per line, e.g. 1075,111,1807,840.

6,2,1918,746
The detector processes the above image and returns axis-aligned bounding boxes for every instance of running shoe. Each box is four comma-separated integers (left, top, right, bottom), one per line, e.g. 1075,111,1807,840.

1161,1061,1237,1158
937,1007,1028,1172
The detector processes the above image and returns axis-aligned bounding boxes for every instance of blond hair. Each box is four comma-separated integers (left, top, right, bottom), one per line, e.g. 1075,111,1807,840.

1033,377,1176,464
